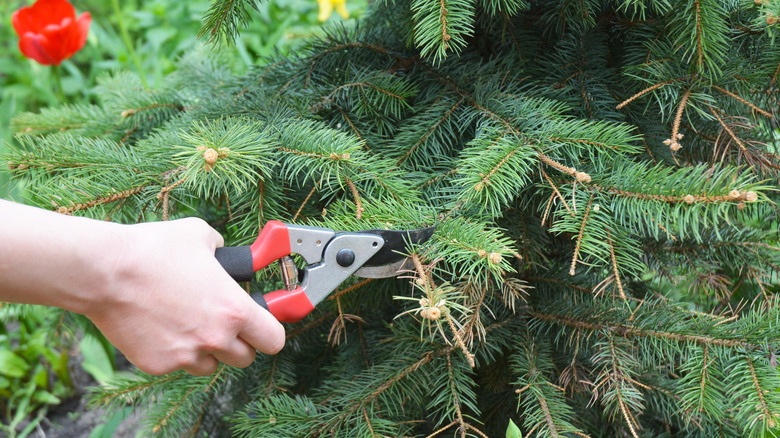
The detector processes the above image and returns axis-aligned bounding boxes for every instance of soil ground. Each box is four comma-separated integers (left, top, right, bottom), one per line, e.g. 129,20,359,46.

13,348,146,438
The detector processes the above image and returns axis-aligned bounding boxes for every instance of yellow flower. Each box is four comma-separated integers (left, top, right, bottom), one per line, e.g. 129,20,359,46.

318,0,349,21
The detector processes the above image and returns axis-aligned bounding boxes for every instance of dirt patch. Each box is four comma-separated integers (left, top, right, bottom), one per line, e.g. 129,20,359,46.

40,396,145,438
28,348,147,438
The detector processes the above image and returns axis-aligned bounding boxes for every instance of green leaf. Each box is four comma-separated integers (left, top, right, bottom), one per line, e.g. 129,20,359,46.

506,419,523,438
79,335,116,386
33,390,61,405
0,349,30,378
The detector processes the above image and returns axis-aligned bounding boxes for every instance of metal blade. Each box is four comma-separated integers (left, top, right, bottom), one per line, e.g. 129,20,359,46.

353,257,415,279
357,226,436,267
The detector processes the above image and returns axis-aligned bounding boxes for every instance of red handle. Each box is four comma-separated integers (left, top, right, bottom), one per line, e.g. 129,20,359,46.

258,286,315,323
249,220,291,271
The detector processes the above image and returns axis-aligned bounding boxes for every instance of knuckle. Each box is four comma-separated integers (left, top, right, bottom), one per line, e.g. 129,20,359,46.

177,217,210,235
223,303,249,326
199,331,227,353
172,350,198,370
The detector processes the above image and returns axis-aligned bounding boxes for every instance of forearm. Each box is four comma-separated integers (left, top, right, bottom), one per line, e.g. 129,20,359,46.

0,199,123,314
0,199,285,375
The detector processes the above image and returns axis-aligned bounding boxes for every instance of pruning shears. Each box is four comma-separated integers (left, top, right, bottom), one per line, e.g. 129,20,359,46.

215,221,435,323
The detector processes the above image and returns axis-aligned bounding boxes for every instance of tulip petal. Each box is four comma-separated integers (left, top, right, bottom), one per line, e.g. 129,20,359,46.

12,8,37,35
37,21,71,64
70,12,91,55
32,0,76,28
12,0,89,65
18,33,56,65
44,11,90,62
13,0,76,34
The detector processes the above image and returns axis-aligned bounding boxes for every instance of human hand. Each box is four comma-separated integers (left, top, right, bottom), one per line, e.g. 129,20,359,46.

82,218,285,376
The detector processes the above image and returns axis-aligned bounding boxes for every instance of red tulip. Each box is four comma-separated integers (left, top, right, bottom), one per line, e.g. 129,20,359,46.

11,0,91,66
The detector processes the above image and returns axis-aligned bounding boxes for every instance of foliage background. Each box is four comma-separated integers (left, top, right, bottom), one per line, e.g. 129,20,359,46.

2,0,780,436
0,0,360,195
0,0,363,434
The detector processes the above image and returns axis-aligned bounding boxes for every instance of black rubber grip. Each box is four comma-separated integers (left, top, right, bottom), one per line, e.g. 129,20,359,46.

215,246,254,282
250,292,269,312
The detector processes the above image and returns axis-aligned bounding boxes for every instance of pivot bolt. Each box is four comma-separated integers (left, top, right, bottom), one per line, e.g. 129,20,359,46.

336,249,356,267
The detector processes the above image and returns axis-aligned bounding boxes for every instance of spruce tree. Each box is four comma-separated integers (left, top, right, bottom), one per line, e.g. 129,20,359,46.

4,0,780,436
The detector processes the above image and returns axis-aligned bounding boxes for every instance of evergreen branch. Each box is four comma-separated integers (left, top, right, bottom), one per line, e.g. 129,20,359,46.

726,351,780,435
446,314,475,367
157,175,188,221
311,81,411,113
146,366,237,436
120,103,184,119
542,170,574,217
668,0,729,77
530,311,756,349
292,184,318,221
345,177,364,219
151,386,200,433
592,333,643,438
696,345,713,415
616,78,684,110
536,388,559,438
708,106,749,155
198,0,259,44
90,373,186,408
55,185,147,215
539,152,591,183
11,104,107,135
439,0,450,49
336,107,365,142
453,131,537,218
284,311,338,341
395,97,465,167
326,351,440,431
745,355,773,427
712,86,773,118
329,278,375,301
426,218,517,285
666,88,691,153
412,0,474,62
607,233,627,301
511,330,585,436
569,194,594,276
771,61,780,88
592,184,755,204
694,0,704,71
445,352,467,438
305,42,394,89
426,420,457,437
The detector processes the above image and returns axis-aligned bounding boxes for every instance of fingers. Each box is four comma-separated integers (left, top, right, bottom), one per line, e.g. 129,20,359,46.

211,337,257,369
184,335,260,376
184,354,220,377
238,300,286,355
187,338,255,376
